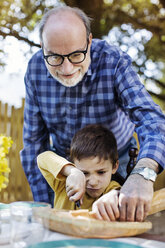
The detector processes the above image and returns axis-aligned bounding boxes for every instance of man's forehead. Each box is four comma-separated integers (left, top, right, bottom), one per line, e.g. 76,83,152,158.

43,13,86,38
42,13,87,53
44,11,85,32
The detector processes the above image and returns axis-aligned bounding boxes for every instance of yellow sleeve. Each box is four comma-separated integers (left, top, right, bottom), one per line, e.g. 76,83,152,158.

37,151,75,191
104,180,121,194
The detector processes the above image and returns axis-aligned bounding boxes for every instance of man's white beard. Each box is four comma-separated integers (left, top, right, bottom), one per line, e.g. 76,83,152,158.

51,69,85,87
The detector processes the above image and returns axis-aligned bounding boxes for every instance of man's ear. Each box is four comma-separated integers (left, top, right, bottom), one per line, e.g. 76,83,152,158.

88,33,93,46
112,160,119,174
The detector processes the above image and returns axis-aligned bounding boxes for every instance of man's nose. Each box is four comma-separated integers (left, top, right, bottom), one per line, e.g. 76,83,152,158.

61,58,74,74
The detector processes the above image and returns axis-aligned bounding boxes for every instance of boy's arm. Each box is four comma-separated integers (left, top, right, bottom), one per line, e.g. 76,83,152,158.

37,151,74,191
61,163,86,204
37,151,86,203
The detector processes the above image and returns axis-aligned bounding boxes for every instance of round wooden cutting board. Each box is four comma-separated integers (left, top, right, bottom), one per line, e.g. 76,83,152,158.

36,208,152,239
34,188,165,239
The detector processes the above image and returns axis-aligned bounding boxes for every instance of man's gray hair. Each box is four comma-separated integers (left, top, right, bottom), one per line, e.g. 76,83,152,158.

39,6,92,42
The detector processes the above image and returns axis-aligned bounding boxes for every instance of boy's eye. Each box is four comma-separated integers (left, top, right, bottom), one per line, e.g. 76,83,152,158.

83,172,89,176
98,171,106,175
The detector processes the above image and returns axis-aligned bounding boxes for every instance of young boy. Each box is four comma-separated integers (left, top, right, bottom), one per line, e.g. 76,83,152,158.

37,124,120,221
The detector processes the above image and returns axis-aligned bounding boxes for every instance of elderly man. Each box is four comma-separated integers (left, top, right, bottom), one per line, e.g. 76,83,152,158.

20,6,165,222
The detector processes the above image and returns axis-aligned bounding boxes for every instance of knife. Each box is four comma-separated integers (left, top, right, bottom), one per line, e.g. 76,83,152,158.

75,200,81,208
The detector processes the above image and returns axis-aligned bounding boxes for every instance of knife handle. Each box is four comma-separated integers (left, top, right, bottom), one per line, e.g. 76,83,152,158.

75,200,81,208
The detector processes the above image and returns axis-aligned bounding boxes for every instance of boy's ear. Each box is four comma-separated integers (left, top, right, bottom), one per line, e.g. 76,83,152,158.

112,160,119,174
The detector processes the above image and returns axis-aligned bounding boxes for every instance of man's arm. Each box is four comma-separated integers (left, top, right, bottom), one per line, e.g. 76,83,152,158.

119,158,159,222
20,65,50,203
114,51,165,221
115,51,165,170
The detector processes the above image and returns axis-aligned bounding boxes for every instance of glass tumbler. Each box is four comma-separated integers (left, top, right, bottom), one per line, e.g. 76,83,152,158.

0,203,11,246
10,201,51,248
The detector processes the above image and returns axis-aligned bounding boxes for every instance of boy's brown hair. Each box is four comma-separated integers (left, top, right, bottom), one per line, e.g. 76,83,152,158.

70,124,118,168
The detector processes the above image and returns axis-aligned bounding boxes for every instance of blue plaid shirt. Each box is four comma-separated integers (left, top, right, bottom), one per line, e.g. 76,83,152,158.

20,39,165,203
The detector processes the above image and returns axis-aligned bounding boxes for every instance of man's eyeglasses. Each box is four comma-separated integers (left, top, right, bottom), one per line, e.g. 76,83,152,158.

43,42,89,66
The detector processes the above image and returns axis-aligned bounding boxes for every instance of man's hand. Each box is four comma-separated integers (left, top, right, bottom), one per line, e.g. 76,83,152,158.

66,167,86,204
119,174,154,222
91,190,120,221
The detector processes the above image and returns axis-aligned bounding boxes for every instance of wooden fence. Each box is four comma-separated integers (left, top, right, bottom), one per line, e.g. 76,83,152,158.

0,99,33,203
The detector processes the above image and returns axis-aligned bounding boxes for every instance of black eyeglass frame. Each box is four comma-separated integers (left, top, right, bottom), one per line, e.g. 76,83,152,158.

42,41,89,67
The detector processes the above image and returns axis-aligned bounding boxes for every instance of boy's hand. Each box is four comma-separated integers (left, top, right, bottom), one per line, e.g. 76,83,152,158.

66,167,86,204
91,190,120,221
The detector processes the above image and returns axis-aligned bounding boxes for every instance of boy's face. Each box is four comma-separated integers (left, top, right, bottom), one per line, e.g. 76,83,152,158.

74,156,118,198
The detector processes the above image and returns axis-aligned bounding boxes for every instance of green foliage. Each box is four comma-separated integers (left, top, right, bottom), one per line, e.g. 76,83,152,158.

0,0,48,46
0,0,165,107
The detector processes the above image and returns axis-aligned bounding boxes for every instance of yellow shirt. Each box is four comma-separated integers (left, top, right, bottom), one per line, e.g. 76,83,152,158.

37,151,120,210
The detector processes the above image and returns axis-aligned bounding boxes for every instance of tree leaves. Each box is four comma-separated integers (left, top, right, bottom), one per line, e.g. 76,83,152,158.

0,0,165,106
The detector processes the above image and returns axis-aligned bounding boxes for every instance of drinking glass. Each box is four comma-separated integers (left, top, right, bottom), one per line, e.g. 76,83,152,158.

0,203,11,246
10,201,51,248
